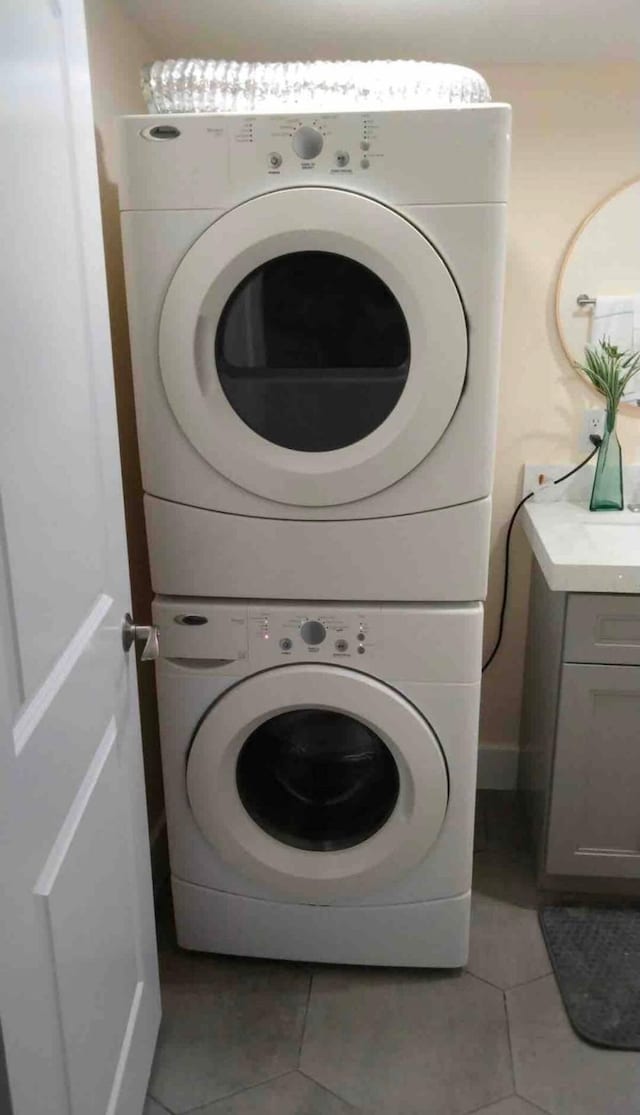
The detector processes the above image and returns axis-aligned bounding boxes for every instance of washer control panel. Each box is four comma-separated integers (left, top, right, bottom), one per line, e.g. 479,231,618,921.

249,606,374,663
151,599,483,684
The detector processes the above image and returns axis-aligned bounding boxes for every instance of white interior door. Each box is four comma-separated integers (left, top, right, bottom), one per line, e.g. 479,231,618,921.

0,3,160,1114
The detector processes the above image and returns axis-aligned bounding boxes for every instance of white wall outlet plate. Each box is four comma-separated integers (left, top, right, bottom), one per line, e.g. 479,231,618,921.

579,408,606,454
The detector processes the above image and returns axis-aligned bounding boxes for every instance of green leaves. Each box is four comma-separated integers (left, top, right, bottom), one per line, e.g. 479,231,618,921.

575,339,640,416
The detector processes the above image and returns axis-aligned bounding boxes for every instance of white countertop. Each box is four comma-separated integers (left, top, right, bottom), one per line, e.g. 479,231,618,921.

521,464,640,593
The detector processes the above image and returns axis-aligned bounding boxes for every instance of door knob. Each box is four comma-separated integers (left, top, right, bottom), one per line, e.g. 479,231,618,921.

122,613,160,660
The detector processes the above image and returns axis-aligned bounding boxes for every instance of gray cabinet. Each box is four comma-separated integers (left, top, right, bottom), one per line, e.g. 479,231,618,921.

520,559,640,886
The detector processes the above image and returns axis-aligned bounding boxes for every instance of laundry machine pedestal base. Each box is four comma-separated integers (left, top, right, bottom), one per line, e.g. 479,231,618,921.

145,495,491,602
171,877,471,968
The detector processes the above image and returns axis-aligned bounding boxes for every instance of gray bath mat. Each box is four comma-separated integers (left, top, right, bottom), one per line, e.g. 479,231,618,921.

539,906,640,1050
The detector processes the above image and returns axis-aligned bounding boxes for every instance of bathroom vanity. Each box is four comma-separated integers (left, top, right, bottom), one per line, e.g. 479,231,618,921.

519,493,640,890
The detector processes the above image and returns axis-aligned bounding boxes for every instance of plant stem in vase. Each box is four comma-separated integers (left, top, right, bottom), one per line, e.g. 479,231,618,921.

590,406,623,511
574,341,640,513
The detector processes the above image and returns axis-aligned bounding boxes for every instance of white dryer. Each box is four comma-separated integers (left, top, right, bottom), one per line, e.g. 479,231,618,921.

152,597,482,966
119,106,510,601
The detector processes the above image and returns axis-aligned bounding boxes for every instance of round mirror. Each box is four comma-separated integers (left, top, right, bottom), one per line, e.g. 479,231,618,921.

556,177,640,408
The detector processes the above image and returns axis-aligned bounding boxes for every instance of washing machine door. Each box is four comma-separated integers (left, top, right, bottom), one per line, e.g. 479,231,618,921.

186,664,448,900
159,188,467,507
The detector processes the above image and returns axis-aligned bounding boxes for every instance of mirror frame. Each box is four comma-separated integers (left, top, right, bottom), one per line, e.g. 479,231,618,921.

555,175,640,412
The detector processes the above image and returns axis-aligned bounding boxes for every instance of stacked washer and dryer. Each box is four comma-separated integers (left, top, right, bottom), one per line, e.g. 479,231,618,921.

118,101,510,966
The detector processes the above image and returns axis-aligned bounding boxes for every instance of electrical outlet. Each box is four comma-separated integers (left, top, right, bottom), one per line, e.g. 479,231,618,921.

579,408,605,453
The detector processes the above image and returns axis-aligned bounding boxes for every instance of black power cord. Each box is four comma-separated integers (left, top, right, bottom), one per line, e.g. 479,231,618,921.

482,438,602,673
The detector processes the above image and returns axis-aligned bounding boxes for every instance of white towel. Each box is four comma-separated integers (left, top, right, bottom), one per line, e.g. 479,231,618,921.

589,294,640,402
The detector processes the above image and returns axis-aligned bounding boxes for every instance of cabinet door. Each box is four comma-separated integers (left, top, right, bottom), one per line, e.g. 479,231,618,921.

547,664,640,877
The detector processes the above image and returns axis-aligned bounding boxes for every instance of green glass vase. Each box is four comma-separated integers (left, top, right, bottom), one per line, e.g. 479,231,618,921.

590,408,623,511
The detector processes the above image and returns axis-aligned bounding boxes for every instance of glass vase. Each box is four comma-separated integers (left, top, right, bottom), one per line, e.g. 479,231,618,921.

590,408,623,511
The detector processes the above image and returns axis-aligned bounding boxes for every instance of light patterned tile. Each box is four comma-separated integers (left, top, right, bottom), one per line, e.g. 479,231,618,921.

472,1099,545,1114
508,974,640,1115
148,950,310,1114
194,1071,355,1113
301,967,512,1115
468,892,551,989
144,1097,170,1115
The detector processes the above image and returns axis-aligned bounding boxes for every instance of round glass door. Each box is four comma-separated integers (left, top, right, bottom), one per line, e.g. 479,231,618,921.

159,188,468,507
216,251,410,452
186,664,449,900
236,709,400,850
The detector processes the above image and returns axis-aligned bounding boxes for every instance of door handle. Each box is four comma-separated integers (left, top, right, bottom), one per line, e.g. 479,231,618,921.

122,613,160,661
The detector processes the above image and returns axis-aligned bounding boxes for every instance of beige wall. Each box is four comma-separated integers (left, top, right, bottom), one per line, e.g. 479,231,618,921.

478,62,640,755
84,1,166,835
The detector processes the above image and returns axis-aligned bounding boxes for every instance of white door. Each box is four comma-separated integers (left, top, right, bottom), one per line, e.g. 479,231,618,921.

0,3,160,1115
187,664,448,900
159,188,468,506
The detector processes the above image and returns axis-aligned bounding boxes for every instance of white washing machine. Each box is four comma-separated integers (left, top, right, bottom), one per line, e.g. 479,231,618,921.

152,597,482,966
119,106,510,602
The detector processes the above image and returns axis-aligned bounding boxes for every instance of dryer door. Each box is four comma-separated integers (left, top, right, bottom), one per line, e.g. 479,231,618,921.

159,188,467,507
186,664,448,900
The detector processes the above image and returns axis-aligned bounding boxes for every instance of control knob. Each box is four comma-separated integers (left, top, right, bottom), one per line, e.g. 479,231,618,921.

292,126,323,160
300,620,326,645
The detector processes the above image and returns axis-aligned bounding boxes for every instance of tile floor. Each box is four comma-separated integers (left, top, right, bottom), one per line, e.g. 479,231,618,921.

145,792,640,1115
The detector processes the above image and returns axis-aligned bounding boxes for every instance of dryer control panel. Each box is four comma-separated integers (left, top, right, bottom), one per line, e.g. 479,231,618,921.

118,106,511,211
230,112,382,187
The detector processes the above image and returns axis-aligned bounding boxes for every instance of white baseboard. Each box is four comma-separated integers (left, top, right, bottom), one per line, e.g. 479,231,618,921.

477,743,519,790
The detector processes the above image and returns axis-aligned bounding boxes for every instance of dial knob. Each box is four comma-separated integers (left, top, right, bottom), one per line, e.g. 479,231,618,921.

300,620,326,645
292,126,323,161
